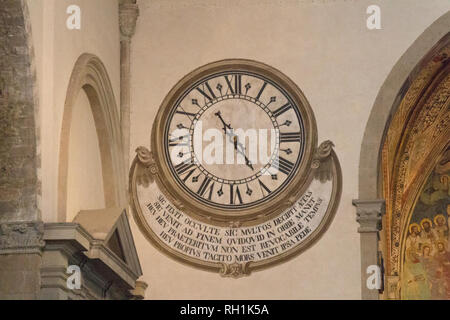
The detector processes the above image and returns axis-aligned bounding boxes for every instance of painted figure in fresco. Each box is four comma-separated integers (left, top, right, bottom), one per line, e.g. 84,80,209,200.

420,245,441,298
402,245,432,299
447,204,450,250
403,216,450,299
401,149,450,300
433,214,448,242
403,223,433,300
420,218,436,247
433,240,450,299
406,223,422,254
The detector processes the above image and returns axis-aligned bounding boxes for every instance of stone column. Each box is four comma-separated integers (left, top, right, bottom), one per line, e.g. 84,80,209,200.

352,199,384,300
0,0,44,299
119,0,139,183
0,222,45,299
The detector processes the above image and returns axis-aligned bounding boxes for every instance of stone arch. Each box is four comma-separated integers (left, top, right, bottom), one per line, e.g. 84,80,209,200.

356,12,450,300
380,38,449,299
358,12,450,200
57,54,126,222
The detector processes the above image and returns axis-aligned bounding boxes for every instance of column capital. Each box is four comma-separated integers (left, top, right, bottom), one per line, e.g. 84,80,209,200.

0,221,45,254
130,280,148,300
119,0,139,41
352,199,385,233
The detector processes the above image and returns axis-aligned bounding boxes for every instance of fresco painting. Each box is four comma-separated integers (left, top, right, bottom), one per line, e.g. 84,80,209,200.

402,149,450,299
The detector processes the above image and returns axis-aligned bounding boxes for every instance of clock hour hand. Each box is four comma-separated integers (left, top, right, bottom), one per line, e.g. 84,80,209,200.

214,112,237,145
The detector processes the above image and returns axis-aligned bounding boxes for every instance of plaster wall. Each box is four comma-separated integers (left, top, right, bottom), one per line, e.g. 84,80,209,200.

22,0,450,300
130,0,450,299
66,90,106,222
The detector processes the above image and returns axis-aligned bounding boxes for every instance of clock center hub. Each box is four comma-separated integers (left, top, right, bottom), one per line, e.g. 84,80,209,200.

191,96,278,183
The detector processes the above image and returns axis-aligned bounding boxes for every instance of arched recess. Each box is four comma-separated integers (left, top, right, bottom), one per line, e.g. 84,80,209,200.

359,12,450,199
58,54,126,222
380,37,449,299
357,11,450,300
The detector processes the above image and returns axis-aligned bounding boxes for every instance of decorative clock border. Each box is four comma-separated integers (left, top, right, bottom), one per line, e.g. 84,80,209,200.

129,59,342,277
150,59,318,227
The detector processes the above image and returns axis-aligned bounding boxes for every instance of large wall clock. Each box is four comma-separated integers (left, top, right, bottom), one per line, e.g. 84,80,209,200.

151,59,316,226
130,59,342,277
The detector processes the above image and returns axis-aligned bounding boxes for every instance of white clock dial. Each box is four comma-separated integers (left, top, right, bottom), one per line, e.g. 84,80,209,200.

165,71,305,209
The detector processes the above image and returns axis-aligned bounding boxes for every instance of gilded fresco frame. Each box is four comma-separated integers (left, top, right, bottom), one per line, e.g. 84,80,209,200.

380,38,450,298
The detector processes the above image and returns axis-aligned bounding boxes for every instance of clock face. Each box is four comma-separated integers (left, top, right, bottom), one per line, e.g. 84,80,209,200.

152,60,316,225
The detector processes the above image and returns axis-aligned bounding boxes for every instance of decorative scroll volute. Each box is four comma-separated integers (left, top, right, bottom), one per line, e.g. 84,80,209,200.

220,262,252,279
134,146,158,187
311,140,335,183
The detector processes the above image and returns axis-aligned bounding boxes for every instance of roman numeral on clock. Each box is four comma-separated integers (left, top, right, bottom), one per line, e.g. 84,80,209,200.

197,176,213,198
176,110,196,118
273,103,292,117
273,157,294,175
196,81,217,102
280,132,302,143
207,182,215,200
230,184,243,205
169,142,188,147
174,161,195,175
224,74,242,95
258,179,271,196
182,168,196,183
169,135,189,147
255,82,267,101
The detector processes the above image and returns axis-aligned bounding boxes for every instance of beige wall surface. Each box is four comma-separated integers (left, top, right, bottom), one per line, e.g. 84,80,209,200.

26,0,121,223
66,90,106,223
24,0,450,300
130,0,450,299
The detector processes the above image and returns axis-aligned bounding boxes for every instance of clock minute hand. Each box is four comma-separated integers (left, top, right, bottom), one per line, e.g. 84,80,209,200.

237,148,254,171
214,111,232,134
214,111,253,171
233,136,254,171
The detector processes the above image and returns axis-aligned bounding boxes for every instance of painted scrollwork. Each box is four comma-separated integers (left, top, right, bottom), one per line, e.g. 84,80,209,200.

135,146,158,187
220,262,251,278
228,221,243,228
311,140,335,183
